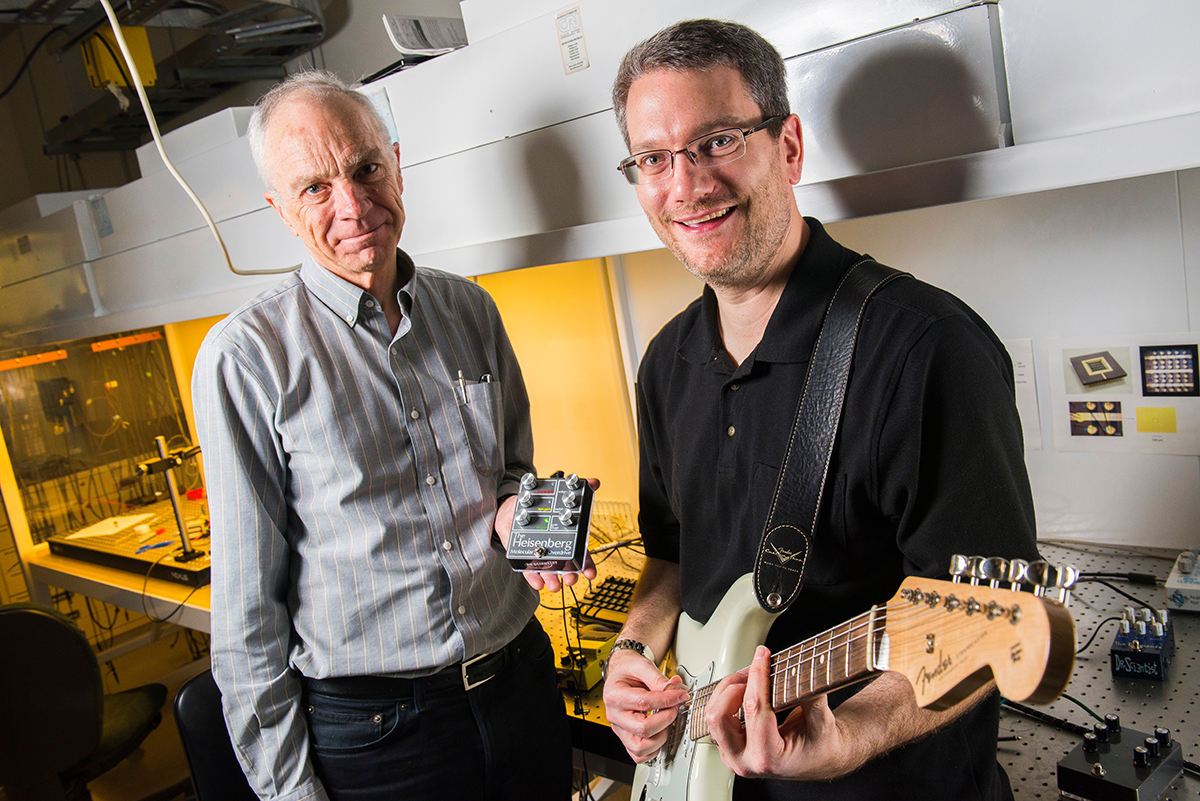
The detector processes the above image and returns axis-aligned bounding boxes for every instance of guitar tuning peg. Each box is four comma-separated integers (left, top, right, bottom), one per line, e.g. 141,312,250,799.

1053,563,1080,605
1005,558,1029,589
949,554,971,584
966,555,986,586
1027,560,1052,597
980,557,1009,588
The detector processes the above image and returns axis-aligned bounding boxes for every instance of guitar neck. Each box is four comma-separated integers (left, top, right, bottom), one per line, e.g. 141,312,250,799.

686,606,884,741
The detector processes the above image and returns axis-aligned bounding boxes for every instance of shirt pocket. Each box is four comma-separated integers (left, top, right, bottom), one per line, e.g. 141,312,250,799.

456,380,504,480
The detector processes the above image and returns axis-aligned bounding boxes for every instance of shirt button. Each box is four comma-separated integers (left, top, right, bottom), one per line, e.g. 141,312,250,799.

731,383,740,391
458,605,467,615
727,426,736,437
391,347,397,355
345,315,354,323
426,475,437,486
442,540,453,551
410,409,420,420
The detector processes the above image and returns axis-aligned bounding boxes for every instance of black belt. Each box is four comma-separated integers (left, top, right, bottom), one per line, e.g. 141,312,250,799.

302,619,539,697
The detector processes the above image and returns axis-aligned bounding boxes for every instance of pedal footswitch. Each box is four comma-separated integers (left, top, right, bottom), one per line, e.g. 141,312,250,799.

506,472,593,572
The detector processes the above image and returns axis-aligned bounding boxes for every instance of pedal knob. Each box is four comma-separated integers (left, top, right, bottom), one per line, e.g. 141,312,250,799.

1133,745,1150,768
1103,713,1121,735
520,473,538,490
516,509,531,525
1153,727,1172,747
565,473,580,490
1093,723,1110,743
518,490,535,507
558,510,574,526
563,491,578,508
1082,732,1099,753
1143,737,1160,758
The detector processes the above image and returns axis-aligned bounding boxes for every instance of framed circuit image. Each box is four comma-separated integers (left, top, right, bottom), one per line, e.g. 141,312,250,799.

1140,344,1199,397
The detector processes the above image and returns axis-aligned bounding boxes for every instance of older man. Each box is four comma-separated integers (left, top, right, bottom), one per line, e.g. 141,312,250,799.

600,20,1040,801
193,71,582,801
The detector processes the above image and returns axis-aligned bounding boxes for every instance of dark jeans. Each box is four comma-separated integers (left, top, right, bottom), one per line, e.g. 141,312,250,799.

304,620,571,800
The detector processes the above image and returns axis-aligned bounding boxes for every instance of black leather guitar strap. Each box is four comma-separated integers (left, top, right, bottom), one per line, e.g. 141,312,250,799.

753,258,908,612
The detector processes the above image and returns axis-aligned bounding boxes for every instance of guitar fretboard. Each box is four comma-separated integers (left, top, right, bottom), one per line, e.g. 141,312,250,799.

682,605,885,742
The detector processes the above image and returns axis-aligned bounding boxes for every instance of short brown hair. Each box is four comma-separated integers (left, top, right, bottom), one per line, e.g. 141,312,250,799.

612,19,790,148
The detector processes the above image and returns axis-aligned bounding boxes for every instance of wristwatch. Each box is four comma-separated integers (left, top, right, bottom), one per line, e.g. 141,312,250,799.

602,638,657,680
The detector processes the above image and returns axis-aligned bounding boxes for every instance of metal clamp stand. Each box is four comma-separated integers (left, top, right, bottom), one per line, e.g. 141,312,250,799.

135,435,205,562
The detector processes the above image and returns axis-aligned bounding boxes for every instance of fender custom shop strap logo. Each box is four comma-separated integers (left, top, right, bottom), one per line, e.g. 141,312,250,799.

754,523,811,610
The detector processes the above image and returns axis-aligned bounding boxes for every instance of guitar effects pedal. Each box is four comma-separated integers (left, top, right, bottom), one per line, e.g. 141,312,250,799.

506,472,593,572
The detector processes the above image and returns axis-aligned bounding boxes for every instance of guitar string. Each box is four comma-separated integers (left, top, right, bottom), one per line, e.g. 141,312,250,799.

670,591,1022,742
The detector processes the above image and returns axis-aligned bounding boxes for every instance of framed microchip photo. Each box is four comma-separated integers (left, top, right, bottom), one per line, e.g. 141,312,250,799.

1140,344,1199,397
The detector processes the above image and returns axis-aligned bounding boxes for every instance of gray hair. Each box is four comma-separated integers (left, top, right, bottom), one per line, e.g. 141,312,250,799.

247,70,392,193
612,19,790,148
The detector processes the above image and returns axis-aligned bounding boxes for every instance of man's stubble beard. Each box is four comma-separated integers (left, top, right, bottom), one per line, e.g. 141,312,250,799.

657,175,794,293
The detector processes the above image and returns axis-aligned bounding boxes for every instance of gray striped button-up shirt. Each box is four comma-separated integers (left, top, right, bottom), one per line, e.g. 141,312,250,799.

193,251,537,801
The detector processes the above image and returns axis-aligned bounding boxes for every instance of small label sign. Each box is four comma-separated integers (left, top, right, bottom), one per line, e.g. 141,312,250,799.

556,7,589,75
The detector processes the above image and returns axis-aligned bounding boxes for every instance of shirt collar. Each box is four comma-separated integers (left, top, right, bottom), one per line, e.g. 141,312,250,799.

299,249,418,328
678,218,861,369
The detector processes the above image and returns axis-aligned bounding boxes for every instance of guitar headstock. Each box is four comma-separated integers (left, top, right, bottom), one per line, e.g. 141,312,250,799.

883,556,1077,710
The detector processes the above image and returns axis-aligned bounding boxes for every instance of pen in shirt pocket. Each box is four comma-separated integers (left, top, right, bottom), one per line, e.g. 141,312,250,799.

454,370,476,403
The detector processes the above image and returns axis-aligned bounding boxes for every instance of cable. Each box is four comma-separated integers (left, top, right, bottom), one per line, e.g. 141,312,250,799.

1059,693,1105,723
0,26,66,101
140,548,202,623
1075,577,1153,608
1075,616,1121,655
94,0,294,277
90,32,133,96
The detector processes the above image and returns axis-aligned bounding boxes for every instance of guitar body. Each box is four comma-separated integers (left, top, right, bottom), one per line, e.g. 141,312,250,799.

632,574,777,801
626,569,1076,801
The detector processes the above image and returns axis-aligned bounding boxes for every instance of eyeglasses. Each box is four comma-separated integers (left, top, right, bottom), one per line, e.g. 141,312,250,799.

618,116,784,185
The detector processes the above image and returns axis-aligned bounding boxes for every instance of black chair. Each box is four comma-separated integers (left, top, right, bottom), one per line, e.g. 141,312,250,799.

0,602,168,801
173,670,258,801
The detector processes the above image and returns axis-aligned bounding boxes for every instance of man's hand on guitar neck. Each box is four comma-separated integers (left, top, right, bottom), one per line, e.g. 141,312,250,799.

704,645,853,781
705,645,988,782
601,647,691,763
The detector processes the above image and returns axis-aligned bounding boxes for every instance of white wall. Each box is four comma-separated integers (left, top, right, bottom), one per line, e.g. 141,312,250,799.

618,169,1200,550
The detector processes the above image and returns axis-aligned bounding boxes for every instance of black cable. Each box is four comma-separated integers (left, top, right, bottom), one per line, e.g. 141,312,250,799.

140,548,202,623
1075,577,1154,608
0,26,65,101
91,32,134,95
1079,571,1161,586
1075,616,1121,655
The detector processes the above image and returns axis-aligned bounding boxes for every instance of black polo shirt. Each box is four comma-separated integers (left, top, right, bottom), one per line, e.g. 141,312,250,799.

636,219,1038,800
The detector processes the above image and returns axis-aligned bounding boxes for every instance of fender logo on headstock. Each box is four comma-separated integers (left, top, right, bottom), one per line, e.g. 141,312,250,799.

1010,643,1023,663
915,629,989,692
917,652,954,693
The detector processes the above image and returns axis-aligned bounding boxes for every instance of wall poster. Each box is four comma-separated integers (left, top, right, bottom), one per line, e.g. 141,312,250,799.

1048,335,1200,455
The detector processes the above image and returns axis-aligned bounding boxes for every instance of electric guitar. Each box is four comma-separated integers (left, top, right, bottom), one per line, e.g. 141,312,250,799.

631,559,1077,801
